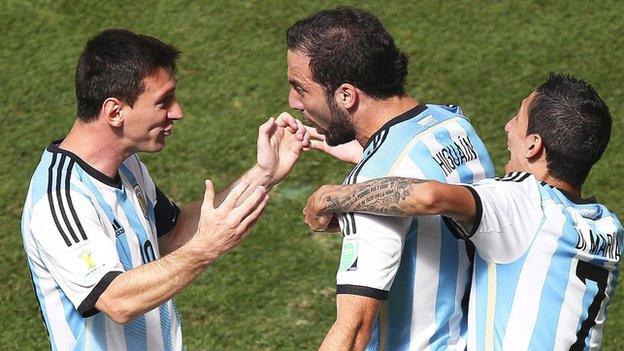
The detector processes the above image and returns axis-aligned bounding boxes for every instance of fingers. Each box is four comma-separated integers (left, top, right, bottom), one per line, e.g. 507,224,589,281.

302,127,311,148
295,118,305,141
230,186,267,223
309,139,330,152
238,194,270,233
202,179,216,209
276,112,298,130
222,180,253,209
259,117,277,137
304,125,325,141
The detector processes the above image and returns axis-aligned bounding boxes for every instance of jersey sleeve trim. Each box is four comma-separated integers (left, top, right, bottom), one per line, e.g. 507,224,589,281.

77,270,123,318
154,186,180,237
336,284,388,300
442,185,483,240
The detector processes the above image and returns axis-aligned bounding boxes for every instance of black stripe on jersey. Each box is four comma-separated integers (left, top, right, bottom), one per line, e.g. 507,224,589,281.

47,153,72,246
337,284,388,300
65,160,88,241
517,172,531,182
341,131,389,235
500,171,531,182
500,171,520,181
78,271,123,318
55,155,80,244
442,185,483,240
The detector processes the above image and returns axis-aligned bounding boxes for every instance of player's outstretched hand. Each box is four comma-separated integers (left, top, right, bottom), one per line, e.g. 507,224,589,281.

192,179,269,260
305,127,362,164
256,113,310,186
303,184,342,233
277,113,362,164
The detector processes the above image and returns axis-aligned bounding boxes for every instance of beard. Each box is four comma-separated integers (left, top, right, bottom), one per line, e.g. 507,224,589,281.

322,95,357,146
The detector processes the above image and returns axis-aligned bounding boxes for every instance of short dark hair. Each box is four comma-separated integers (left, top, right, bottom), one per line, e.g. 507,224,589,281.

286,6,408,99
528,73,612,187
75,29,180,122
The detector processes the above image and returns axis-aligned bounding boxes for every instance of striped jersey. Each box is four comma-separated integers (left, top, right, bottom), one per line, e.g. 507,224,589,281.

446,172,623,350
21,141,183,351
336,104,495,350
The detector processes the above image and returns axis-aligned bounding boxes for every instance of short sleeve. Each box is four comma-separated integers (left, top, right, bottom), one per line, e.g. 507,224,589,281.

154,186,180,237
29,191,124,317
336,212,412,300
444,175,543,263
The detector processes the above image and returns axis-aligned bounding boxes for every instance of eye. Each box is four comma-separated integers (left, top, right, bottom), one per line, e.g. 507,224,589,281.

157,94,175,108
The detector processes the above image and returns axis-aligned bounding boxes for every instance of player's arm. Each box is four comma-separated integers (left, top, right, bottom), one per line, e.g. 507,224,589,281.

97,180,268,324
304,177,477,232
320,295,381,351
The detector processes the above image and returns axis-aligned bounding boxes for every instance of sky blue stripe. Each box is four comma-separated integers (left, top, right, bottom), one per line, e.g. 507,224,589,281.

432,127,474,183
77,169,133,270
455,118,495,178
159,303,173,351
528,203,578,349
115,188,150,263
58,287,84,340
119,163,156,224
123,315,148,351
26,259,59,350
81,313,107,351
473,257,489,351
429,227,459,349
385,221,418,350
492,253,528,350
365,319,381,351
407,142,447,182
29,151,54,205
494,215,545,349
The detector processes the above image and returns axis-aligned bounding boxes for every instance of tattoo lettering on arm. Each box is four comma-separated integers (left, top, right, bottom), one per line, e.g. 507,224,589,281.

325,177,427,216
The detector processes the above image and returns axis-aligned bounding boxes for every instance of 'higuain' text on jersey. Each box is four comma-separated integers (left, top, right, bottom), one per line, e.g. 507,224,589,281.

21,141,183,351
446,172,623,351
336,104,495,350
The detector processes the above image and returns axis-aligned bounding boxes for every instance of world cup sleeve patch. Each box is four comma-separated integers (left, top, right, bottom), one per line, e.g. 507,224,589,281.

339,241,359,272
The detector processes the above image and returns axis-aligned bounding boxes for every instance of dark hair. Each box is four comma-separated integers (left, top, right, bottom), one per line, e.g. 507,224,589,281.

75,29,180,122
286,6,408,99
528,73,612,187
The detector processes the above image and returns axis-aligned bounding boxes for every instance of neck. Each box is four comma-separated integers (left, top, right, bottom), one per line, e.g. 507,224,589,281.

59,120,131,179
354,95,419,146
531,168,582,200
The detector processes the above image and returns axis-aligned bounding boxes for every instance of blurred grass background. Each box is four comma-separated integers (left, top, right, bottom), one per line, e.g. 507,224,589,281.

1,0,622,349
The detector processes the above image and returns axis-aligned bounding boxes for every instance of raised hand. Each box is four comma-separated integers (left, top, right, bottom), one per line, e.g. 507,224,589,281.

256,112,310,186
305,126,363,164
192,179,269,259
275,113,363,164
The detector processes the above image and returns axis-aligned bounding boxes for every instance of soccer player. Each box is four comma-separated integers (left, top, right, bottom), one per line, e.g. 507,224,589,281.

284,7,495,350
304,73,623,350
20,29,309,350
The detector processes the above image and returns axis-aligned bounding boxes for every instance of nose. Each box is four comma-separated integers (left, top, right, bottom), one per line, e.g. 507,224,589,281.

168,100,183,120
504,117,513,133
288,88,304,111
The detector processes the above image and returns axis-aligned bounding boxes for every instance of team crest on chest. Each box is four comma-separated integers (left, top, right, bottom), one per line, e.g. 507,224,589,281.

133,184,150,221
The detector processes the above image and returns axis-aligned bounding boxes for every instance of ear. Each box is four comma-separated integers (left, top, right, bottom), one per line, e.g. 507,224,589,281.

334,83,358,110
525,133,542,158
102,98,124,128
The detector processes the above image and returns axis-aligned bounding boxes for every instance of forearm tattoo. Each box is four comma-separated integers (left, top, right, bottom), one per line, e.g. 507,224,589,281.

324,177,427,216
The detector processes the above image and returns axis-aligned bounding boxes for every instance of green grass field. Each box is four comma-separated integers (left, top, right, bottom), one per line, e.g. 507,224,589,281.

1,0,623,349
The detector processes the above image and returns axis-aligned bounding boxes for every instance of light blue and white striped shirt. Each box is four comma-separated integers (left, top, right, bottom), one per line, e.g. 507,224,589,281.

21,141,182,351
448,172,623,351
335,104,495,350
